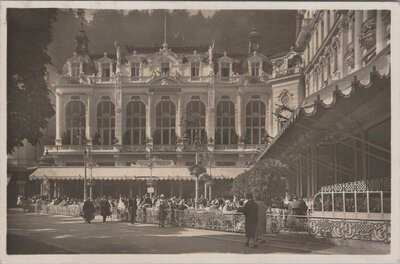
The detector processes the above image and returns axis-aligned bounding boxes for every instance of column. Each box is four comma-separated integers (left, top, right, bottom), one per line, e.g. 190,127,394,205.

175,93,183,138
310,30,315,58
55,90,63,145
323,11,329,38
53,181,58,198
362,10,370,22
170,181,174,197
235,91,243,140
339,15,349,77
206,88,215,145
376,11,386,53
129,181,133,196
330,11,335,28
267,94,274,137
179,181,183,198
146,93,153,140
41,179,51,197
114,86,123,145
100,181,104,197
86,93,92,144
354,11,363,70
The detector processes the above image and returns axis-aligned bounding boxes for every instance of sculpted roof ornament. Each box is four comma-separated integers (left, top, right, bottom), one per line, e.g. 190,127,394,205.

103,52,108,58
223,50,227,57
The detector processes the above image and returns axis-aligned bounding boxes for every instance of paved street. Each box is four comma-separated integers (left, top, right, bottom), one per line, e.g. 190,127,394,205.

7,210,389,255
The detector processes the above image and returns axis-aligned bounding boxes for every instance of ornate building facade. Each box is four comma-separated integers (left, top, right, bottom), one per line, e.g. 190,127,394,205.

30,27,304,199
259,10,391,218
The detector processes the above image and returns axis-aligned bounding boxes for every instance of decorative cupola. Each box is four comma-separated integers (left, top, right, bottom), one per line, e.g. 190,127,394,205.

248,27,260,54
75,29,89,55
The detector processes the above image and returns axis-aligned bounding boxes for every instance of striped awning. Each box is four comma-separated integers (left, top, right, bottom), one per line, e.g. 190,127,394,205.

28,166,247,181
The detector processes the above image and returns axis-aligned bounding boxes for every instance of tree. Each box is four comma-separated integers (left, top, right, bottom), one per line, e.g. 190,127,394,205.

7,9,58,154
231,159,291,207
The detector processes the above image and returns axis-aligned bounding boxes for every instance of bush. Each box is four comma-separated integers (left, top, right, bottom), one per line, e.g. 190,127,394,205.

231,159,291,207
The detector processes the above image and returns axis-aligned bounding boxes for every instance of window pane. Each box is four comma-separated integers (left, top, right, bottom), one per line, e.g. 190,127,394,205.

222,117,229,126
223,129,228,144
103,130,109,145
133,118,139,127
163,118,169,126
163,129,169,144
253,117,259,126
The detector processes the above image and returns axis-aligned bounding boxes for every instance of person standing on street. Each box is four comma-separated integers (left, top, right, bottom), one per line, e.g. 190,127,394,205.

254,194,267,244
238,192,259,248
128,195,138,224
157,194,167,227
100,196,111,222
82,199,95,224
298,196,308,215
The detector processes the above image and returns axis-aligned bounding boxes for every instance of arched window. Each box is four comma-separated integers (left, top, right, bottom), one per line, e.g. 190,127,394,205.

155,101,176,145
185,100,206,144
65,101,86,145
245,99,266,144
215,100,237,145
125,101,146,145
97,101,115,145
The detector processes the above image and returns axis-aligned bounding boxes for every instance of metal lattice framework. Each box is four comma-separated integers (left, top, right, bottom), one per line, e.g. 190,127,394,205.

320,177,390,192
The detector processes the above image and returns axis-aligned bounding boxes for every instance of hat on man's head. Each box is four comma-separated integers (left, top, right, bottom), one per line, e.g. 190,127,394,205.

160,194,165,198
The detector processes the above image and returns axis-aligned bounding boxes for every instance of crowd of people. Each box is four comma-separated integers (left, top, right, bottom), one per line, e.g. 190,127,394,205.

17,192,308,249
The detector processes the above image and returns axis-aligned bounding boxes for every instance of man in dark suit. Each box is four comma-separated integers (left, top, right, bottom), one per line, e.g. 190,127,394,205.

128,196,138,224
238,192,259,248
100,196,111,222
83,199,95,224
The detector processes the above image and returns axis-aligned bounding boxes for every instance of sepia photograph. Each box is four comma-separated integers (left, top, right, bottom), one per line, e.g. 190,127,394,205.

1,1,398,263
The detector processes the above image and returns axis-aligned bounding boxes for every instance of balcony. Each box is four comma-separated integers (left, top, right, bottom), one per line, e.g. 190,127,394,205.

152,145,177,152
244,144,265,150
121,145,147,152
272,66,301,78
215,76,242,84
45,145,117,153
214,145,239,150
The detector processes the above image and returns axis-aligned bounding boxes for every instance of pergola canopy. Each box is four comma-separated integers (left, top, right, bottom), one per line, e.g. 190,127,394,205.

29,166,247,181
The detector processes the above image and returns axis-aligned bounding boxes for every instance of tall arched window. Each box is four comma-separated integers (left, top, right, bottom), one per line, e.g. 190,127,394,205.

97,101,115,145
245,99,266,144
185,100,206,144
65,101,86,145
155,100,176,145
125,101,146,145
215,100,237,145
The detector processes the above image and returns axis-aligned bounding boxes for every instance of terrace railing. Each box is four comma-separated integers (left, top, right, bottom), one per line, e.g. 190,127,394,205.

29,204,390,243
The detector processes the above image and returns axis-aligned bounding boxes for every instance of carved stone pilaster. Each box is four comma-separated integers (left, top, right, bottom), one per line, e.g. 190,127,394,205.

344,42,355,69
358,17,376,51
381,10,391,25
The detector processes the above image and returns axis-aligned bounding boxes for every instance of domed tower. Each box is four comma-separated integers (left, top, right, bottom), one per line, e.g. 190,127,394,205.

75,29,89,55
248,27,260,54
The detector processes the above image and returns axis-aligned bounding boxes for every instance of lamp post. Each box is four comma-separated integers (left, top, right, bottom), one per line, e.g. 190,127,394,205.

83,147,88,201
88,146,93,200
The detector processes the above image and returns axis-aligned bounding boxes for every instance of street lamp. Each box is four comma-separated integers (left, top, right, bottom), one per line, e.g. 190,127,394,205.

188,132,207,209
83,147,88,201
82,140,93,201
